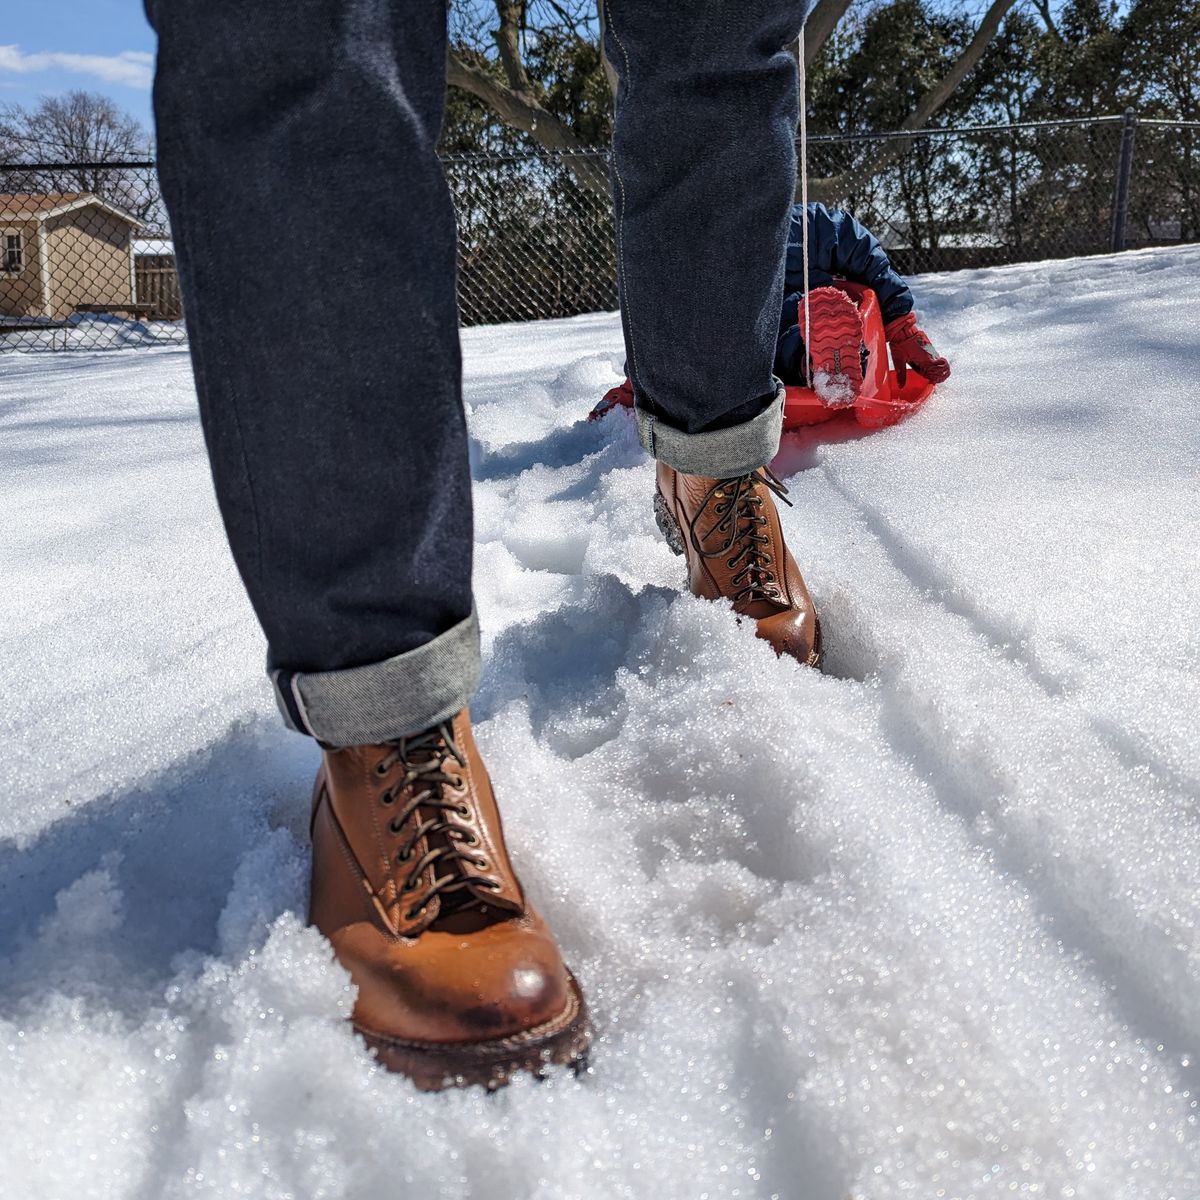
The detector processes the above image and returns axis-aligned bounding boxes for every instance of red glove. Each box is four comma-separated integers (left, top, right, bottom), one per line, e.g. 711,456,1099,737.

885,313,950,385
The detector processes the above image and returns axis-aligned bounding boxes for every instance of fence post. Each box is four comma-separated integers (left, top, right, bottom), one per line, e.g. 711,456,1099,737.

1110,108,1138,253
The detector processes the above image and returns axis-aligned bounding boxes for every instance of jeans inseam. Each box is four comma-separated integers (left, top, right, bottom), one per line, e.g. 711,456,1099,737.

165,101,267,601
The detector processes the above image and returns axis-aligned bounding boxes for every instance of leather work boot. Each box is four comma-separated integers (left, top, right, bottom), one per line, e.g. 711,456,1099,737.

309,709,591,1090
654,463,822,668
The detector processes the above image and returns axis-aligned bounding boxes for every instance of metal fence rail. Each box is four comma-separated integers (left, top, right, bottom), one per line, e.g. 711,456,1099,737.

2,114,1196,351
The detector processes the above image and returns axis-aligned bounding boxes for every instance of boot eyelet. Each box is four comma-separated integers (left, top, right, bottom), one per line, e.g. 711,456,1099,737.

726,559,737,570
396,847,411,860
475,858,489,870
463,832,480,846
380,790,394,806
456,804,470,818
448,775,465,790
388,819,402,835
374,762,389,777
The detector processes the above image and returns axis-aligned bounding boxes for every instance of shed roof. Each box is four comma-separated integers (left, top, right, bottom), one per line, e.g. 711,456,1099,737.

0,192,143,227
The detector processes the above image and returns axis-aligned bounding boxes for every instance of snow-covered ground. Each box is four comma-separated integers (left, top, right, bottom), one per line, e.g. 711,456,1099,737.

0,310,186,352
2,246,1199,1199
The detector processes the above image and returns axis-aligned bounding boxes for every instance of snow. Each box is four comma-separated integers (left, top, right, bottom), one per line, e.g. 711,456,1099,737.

811,367,857,406
0,310,185,351
2,245,1199,1199
133,237,175,257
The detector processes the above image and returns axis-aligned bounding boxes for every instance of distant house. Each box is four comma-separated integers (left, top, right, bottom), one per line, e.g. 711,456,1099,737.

0,192,143,321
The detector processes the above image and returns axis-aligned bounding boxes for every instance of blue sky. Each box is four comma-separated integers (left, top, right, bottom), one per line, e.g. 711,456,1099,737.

1,1,157,129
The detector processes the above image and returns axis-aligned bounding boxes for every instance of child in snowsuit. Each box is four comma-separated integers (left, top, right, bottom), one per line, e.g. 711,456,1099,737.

593,202,949,422
776,202,949,395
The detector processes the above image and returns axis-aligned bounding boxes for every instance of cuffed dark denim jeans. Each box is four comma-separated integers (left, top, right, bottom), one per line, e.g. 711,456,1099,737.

146,0,811,746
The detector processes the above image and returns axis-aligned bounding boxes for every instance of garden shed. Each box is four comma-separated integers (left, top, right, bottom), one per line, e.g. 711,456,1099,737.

0,192,142,321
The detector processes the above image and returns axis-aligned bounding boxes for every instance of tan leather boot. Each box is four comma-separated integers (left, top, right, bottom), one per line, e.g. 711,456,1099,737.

309,709,591,1090
655,462,822,668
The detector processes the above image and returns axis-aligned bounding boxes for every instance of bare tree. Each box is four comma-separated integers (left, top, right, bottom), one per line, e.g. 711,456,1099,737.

0,91,161,223
1,91,150,161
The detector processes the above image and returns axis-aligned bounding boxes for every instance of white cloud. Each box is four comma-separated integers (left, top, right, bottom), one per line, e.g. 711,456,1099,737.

0,45,154,90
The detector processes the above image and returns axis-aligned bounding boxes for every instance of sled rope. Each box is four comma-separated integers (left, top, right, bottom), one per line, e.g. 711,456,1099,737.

797,25,811,376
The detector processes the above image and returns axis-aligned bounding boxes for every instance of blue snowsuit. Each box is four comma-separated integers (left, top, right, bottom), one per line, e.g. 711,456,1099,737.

775,203,915,386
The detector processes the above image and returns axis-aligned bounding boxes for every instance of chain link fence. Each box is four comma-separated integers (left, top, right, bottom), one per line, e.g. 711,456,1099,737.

804,114,1199,276
2,115,1196,351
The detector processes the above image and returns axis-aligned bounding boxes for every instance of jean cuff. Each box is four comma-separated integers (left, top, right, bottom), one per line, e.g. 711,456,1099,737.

270,609,481,747
635,381,785,477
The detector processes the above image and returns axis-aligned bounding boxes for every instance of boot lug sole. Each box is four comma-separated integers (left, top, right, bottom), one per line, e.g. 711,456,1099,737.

355,973,592,1092
653,487,686,556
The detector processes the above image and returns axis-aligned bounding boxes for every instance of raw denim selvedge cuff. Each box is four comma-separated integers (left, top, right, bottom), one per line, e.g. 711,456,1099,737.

270,609,481,747
634,381,785,478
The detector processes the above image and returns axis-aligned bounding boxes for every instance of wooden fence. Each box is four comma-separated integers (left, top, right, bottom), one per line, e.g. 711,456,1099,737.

135,259,183,320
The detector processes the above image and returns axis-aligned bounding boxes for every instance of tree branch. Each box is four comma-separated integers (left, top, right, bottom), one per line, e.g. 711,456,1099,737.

803,0,855,68
493,1,535,93
804,0,1020,200
446,48,576,151
446,47,610,194
1030,0,1063,42
903,0,1020,129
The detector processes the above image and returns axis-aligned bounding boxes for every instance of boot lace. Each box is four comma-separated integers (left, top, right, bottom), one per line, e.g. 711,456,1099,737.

374,723,499,922
691,468,794,604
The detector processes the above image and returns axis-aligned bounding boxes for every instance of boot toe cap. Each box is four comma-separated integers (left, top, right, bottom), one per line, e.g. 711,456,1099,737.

337,917,572,1045
755,607,820,666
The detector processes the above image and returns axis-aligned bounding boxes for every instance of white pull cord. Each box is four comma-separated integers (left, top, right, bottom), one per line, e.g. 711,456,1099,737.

797,25,811,377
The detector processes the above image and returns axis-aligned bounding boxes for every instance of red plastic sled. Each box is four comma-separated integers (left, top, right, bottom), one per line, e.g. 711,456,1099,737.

783,281,934,430
591,280,936,431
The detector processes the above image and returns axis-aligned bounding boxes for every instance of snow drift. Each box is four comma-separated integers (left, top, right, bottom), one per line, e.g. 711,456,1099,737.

2,246,1199,1199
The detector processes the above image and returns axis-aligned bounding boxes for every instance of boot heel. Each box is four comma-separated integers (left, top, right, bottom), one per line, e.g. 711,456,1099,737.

654,488,685,556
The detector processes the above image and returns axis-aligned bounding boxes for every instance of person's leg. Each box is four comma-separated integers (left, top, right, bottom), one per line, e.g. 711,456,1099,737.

147,0,475,746
604,0,813,478
605,1,822,668
145,0,590,1088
